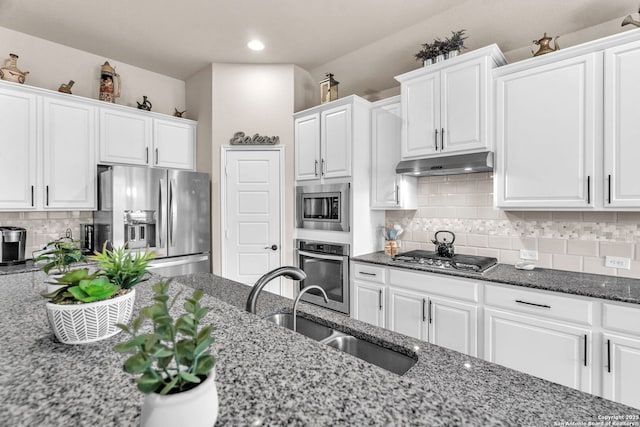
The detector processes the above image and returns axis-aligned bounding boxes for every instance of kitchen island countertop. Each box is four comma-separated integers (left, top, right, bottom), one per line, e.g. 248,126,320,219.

1,270,638,426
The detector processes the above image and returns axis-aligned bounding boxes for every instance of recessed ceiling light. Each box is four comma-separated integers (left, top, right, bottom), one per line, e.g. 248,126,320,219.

247,40,265,51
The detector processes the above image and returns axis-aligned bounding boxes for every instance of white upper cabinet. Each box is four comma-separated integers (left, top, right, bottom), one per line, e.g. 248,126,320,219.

99,108,151,166
294,113,320,180
495,30,640,211
604,39,640,208
494,53,600,209
42,96,96,209
294,96,369,182
396,45,505,160
99,108,196,170
153,118,195,170
370,97,417,210
321,104,351,179
0,85,38,210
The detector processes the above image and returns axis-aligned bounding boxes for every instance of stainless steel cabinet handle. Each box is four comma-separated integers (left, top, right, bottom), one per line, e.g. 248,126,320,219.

360,271,376,276
314,160,318,176
515,299,551,309
584,334,588,367
607,339,611,373
441,128,445,151
608,174,612,204
428,300,433,324
378,289,383,310
434,129,439,151
395,184,399,204
146,147,149,164
321,158,326,176
155,148,159,165
46,185,49,206
587,176,591,204
422,298,426,322
31,185,34,207
264,245,278,251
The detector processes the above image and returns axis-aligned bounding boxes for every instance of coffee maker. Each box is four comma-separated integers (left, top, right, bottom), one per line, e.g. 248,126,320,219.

0,226,27,265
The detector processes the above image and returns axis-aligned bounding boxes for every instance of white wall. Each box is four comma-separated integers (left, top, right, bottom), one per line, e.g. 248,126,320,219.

0,26,185,115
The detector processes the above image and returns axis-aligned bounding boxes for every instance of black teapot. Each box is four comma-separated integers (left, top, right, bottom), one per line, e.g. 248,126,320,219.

432,230,455,258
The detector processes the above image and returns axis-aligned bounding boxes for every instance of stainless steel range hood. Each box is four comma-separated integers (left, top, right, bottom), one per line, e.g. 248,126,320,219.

396,152,494,176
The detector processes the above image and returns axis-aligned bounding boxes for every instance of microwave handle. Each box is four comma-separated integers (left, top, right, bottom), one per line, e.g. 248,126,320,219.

297,250,346,262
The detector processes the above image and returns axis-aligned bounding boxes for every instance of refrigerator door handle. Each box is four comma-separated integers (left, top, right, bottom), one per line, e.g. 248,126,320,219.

169,179,175,247
158,178,164,249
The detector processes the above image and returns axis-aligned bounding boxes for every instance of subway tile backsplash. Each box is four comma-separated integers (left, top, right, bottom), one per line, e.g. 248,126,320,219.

386,173,640,279
0,211,93,258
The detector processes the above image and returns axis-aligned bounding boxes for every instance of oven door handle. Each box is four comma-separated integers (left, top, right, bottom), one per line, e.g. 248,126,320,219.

297,250,346,261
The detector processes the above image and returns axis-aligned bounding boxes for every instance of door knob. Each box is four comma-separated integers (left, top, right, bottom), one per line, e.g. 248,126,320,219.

264,244,278,251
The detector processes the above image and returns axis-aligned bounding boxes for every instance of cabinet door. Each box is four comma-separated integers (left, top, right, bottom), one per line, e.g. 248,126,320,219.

401,72,440,159
387,286,428,341
604,40,640,208
321,104,351,178
485,308,592,393
0,86,38,210
42,97,96,210
154,119,195,170
371,100,402,208
99,108,151,166
352,280,385,328
495,53,600,209
294,113,320,180
441,57,487,153
603,334,640,410
430,296,477,357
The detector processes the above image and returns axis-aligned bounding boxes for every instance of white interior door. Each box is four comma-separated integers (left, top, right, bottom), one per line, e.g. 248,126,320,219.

223,149,282,294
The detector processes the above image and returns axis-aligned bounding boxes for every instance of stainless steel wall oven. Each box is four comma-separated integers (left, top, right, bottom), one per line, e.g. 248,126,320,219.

295,183,350,232
295,239,350,314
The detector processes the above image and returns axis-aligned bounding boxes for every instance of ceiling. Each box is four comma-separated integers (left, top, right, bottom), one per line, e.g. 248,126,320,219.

0,0,637,97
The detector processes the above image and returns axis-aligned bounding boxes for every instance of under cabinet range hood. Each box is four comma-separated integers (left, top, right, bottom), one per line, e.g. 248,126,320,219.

395,152,494,177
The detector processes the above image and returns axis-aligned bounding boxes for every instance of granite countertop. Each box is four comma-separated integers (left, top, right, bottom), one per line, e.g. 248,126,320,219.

2,270,638,426
0,259,41,275
352,251,640,305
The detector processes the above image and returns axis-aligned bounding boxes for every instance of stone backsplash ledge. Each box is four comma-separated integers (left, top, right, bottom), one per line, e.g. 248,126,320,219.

0,211,93,258
386,173,640,279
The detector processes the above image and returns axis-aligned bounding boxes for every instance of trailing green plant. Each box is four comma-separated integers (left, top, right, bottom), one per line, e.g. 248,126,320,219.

34,239,86,274
445,29,467,53
114,281,215,395
90,244,155,289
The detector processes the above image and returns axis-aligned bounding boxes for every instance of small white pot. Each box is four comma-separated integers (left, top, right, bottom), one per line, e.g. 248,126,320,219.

435,54,445,63
141,369,219,427
46,289,136,344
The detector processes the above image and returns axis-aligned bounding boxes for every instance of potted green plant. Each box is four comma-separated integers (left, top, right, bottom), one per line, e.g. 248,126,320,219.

34,238,86,275
42,244,155,345
445,29,467,58
115,281,217,427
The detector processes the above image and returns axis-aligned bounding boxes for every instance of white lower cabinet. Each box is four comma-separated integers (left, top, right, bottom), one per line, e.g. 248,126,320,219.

602,302,640,409
602,334,640,409
484,308,592,393
387,286,478,356
353,280,385,328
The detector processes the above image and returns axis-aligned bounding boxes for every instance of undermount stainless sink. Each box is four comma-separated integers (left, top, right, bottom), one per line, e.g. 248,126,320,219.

324,334,417,375
263,312,417,375
263,313,334,341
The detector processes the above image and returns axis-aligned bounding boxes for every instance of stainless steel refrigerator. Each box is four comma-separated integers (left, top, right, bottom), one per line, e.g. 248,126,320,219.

94,165,211,276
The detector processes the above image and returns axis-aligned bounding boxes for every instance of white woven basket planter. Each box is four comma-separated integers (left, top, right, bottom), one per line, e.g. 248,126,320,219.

46,289,136,345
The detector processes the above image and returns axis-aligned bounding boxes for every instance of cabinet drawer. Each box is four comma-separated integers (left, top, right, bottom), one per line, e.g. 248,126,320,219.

485,284,593,326
353,263,386,284
389,268,478,302
603,303,640,336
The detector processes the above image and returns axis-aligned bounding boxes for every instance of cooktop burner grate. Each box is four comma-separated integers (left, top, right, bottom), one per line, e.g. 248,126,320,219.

392,250,497,273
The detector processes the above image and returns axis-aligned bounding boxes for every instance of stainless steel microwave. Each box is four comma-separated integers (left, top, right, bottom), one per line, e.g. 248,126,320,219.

295,183,350,232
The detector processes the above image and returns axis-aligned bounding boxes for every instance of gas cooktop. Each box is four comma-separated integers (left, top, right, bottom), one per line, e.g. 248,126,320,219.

392,250,497,273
